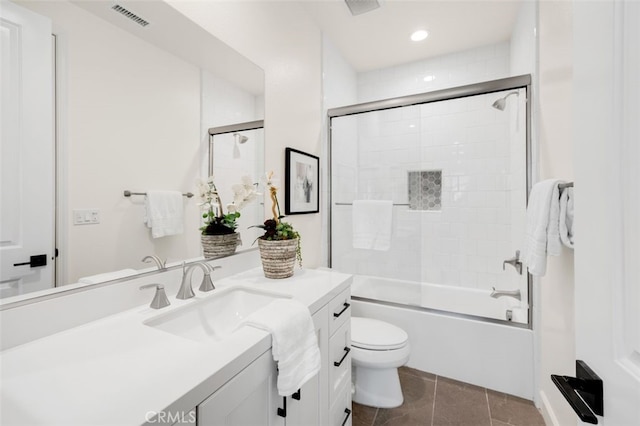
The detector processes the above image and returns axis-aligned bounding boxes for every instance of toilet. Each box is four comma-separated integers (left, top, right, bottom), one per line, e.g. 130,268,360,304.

350,317,410,408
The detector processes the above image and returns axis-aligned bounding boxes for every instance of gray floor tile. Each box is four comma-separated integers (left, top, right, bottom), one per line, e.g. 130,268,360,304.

400,366,437,381
351,370,544,426
432,377,491,426
373,369,435,426
352,402,378,426
487,389,545,426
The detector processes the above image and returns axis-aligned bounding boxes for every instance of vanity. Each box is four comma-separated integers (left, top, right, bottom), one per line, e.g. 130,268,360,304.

0,266,352,426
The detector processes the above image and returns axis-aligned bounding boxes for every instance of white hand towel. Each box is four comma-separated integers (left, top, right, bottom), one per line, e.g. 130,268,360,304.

559,187,575,248
521,179,562,276
240,299,321,396
352,200,393,251
144,190,184,238
78,269,137,284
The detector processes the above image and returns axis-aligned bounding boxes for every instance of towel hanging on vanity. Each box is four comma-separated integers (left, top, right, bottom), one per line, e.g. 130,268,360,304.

238,299,321,396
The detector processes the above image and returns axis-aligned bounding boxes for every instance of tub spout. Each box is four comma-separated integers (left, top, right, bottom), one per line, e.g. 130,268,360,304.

490,287,521,301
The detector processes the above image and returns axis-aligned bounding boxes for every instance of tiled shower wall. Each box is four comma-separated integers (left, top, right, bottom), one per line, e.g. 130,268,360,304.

332,42,528,292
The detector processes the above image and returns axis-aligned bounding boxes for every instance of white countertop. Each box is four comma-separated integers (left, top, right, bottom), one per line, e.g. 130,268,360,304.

0,268,352,426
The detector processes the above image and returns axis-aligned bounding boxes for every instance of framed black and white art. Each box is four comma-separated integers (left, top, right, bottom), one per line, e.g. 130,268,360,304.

285,148,319,215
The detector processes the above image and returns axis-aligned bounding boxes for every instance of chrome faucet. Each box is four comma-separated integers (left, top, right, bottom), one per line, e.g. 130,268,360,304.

142,255,166,271
490,287,522,301
199,264,222,292
139,284,170,309
177,262,219,299
503,250,523,275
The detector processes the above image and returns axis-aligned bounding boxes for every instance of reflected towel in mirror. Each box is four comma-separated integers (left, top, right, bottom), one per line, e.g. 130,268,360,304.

144,190,184,238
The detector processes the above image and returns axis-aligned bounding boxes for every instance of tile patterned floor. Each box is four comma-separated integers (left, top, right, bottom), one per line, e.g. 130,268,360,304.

353,367,545,426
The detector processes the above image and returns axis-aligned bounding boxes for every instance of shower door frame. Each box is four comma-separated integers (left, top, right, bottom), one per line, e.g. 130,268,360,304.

327,74,533,328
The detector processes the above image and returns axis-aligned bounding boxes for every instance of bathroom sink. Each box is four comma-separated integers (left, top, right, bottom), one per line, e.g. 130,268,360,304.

144,287,289,342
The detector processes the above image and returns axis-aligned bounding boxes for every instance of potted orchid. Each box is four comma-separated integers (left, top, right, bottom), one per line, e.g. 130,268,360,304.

253,171,302,278
197,175,259,258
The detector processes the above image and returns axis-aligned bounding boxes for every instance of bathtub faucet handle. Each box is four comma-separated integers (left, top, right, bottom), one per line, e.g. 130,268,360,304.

503,250,523,275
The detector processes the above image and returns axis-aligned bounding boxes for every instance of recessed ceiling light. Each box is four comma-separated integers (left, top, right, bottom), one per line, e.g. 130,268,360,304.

411,30,429,42
423,75,436,82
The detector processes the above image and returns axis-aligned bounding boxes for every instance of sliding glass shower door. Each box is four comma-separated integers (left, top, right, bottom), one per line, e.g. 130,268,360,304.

329,81,530,325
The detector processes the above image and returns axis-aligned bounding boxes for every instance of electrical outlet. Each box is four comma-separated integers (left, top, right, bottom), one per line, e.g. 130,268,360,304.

73,209,100,225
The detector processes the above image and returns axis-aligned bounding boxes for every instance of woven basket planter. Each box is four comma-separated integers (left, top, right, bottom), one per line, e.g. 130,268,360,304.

201,233,240,259
257,238,298,279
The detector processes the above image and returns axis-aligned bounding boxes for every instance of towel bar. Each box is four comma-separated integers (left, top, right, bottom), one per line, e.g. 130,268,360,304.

558,182,574,190
124,190,194,198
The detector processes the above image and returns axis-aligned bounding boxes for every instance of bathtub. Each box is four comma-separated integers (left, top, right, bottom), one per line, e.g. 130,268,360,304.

350,275,534,399
352,275,529,324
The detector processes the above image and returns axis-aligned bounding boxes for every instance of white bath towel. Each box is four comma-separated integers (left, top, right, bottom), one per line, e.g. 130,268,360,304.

78,269,138,284
352,200,393,251
522,179,562,276
144,190,184,238
559,187,575,248
240,299,321,397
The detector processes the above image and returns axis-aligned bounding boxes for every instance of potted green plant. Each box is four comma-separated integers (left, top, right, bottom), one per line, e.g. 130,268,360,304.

197,175,258,258
253,171,302,279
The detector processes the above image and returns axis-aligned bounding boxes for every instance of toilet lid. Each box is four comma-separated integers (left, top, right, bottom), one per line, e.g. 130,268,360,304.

351,317,408,350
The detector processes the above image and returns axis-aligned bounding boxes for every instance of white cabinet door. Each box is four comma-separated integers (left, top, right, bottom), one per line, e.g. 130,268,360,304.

198,350,284,426
329,381,352,426
0,1,55,298
287,306,329,426
573,0,640,424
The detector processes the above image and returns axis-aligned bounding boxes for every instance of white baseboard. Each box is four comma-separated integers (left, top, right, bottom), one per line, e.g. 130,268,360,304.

539,390,561,426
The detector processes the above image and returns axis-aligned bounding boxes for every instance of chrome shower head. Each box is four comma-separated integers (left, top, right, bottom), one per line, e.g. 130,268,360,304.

492,98,507,111
492,91,519,111
234,134,249,144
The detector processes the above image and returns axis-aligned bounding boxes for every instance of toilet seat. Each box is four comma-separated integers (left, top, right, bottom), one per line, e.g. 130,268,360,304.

351,317,408,351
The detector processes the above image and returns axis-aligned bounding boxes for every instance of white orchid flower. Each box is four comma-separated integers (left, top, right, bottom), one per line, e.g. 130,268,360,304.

241,175,254,189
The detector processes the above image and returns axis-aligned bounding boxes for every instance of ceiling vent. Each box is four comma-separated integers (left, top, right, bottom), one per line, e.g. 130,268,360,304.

344,0,381,16
111,4,149,27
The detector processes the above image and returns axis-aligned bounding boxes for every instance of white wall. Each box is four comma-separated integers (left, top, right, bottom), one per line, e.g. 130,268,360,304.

536,1,576,425
357,42,510,103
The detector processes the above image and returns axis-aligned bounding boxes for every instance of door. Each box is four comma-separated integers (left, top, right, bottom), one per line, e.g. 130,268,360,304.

197,350,284,426
0,1,55,297
573,0,640,424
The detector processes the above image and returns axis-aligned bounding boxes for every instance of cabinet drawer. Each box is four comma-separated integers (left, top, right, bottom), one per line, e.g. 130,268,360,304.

329,287,351,336
329,380,352,426
329,320,351,398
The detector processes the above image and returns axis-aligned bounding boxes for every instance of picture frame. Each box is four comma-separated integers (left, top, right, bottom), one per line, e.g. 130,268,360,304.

285,148,319,215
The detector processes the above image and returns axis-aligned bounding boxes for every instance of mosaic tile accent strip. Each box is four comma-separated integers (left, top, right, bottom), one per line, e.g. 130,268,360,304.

408,170,442,211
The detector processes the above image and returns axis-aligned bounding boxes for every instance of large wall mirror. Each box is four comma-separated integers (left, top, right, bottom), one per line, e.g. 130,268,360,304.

0,0,264,301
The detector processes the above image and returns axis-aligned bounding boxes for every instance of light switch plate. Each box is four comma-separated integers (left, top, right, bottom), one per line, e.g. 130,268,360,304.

73,209,100,225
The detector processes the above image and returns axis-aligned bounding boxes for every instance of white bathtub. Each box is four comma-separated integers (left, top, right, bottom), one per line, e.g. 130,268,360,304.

352,275,528,324
350,275,534,399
